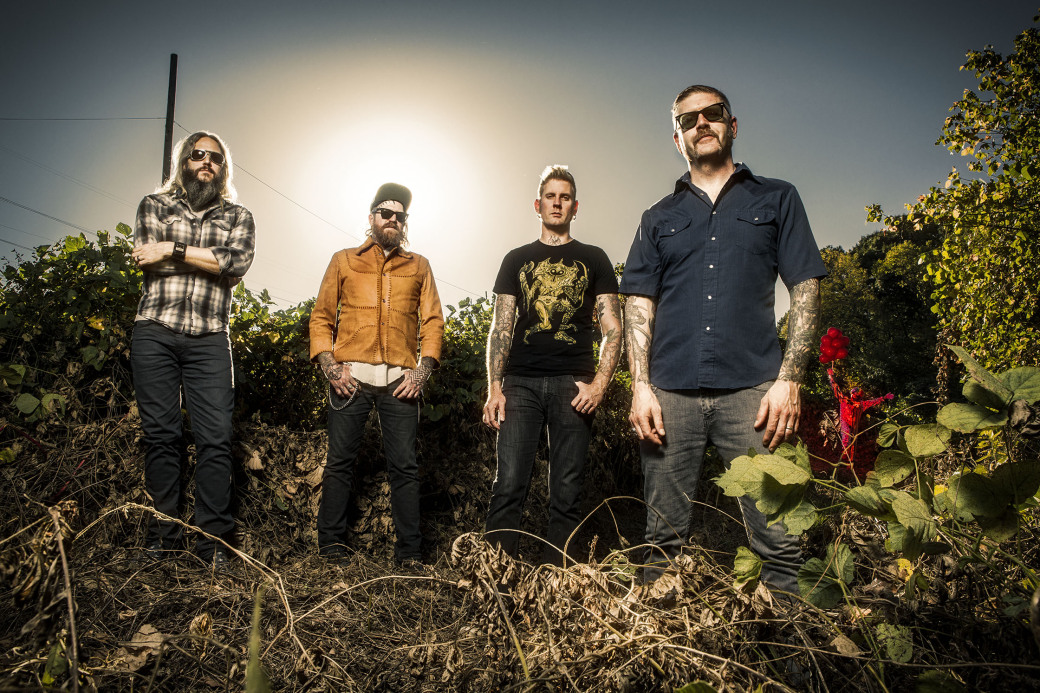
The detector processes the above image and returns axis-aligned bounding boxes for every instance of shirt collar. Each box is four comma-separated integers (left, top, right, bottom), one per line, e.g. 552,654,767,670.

673,162,756,196
354,236,414,259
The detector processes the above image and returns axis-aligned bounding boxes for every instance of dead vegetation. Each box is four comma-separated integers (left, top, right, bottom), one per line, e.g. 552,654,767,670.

2,411,1040,692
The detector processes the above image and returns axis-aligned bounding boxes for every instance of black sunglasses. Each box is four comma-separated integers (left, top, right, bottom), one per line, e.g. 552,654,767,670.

189,148,226,166
674,103,729,132
373,208,408,223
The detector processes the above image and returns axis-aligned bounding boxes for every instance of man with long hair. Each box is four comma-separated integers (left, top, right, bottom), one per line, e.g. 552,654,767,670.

309,183,444,566
130,131,255,570
482,166,621,566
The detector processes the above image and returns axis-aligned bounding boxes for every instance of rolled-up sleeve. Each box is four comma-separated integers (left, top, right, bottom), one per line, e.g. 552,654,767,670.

210,207,255,278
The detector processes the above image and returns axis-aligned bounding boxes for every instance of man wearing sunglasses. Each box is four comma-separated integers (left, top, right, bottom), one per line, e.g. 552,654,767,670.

310,183,444,567
620,85,827,594
130,131,255,570
482,166,622,566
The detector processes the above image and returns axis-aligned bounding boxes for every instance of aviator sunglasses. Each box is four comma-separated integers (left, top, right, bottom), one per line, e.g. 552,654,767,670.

674,103,729,132
189,148,226,166
373,208,408,223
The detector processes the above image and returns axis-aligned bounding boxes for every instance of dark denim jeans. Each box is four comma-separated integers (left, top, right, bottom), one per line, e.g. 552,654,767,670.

485,374,594,565
131,320,235,559
641,382,802,593
318,381,421,561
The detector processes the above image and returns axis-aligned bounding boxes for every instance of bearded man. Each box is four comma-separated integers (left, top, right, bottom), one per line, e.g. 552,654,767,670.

130,131,255,570
309,183,444,566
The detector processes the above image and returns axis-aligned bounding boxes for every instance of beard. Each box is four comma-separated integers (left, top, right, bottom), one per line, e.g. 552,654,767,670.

371,223,406,250
182,166,223,210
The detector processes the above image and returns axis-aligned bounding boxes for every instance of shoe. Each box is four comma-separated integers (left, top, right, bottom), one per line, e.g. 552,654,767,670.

212,547,231,573
136,540,164,567
319,545,350,565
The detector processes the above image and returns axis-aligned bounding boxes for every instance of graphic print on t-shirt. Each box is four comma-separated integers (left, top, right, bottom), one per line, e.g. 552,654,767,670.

518,258,589,345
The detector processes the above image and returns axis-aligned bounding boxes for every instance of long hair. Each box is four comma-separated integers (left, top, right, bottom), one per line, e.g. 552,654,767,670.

156,131,237,202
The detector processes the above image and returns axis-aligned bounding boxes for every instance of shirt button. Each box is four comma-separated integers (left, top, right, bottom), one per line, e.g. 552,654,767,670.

708,295,712,300
712,211,716,215
711,237,716,241
705,326,711,331
709,264,714,268
754,217,759,221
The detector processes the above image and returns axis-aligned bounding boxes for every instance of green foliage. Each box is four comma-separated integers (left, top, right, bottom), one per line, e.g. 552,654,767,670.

723,346,1040,605
867,16,1040,384
780,226,940,407
229,287,324,429
732,546,763,588
0,226,140,423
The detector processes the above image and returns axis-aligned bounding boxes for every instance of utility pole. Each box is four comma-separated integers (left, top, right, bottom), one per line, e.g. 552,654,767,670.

161,54,178,184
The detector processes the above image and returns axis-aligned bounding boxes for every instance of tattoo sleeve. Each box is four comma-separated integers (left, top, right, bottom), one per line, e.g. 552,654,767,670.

410,356,436,388
778,277,821,383
486,294,517,390
316,351,342,381
594,294,623,383
623,296,656,386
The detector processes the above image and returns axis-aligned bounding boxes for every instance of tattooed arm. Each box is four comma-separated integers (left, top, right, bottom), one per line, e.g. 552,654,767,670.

754,277,821,450
572,294,622,415
482,294,517,430
316,351,357,398
624,295,665,445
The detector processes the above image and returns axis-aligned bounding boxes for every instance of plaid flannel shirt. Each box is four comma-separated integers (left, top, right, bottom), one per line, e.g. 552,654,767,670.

134,191,255,335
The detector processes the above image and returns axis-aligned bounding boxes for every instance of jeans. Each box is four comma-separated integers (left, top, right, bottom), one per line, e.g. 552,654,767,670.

485,374,594,566
318,381,421,561
641,382,802,592
131,320,235,559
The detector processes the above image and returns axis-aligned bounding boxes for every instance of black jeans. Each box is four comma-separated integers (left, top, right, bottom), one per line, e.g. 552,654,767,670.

485,374,594,565
318,382,421,561
131,321,235,559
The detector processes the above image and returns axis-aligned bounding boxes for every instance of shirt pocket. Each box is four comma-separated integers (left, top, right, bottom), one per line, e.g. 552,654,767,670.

158,214,191,243
734,209,777,255
656,217,694,262
204,218,232,246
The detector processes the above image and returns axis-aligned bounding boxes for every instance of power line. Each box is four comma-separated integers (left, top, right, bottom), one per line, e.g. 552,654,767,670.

0,143,137,208
0,236,35,252
0,117,164,122
0,196,96,237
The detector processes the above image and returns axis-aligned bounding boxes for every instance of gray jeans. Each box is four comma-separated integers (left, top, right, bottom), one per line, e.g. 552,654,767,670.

641,382,802,592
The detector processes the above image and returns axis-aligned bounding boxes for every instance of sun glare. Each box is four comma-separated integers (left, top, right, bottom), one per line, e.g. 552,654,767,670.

318,115,473,247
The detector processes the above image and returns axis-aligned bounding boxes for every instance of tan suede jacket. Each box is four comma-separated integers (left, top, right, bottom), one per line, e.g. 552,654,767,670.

309,238,444,369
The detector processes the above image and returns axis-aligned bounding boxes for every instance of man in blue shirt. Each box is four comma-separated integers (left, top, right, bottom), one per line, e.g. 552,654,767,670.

620,85,826,592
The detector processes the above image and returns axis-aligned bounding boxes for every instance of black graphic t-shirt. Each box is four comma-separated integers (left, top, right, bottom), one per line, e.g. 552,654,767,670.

493,239,617,377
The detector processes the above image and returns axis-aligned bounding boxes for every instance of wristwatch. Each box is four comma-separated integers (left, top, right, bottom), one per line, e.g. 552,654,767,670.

172,241,187,261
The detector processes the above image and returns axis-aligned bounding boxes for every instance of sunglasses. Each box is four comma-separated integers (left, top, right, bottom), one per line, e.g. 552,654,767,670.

373,208,408,223
674,103,729,132
189,149,226,166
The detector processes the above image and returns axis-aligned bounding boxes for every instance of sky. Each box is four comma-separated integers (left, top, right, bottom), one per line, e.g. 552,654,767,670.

1,1,1037,318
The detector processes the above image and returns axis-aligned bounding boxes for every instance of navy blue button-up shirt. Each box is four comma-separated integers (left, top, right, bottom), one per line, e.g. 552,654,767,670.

620,165,826,390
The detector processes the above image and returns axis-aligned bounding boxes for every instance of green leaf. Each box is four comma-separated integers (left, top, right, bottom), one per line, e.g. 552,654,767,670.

1000,367,1040,403
732,546,762,587
936,402,1008,432
845,485,893,518
798,543,853,608
673,682,718,693
755,453,811,486
977,507,1019,542
890,492,937,560
874,449,916,487
0,364,26,389
947,473,1010,518
875,623,913,663
991,461,1040,505
915,670,967,693
877,422,899,448
715,455,764,499
773,440,812,474
781,499,819,535
41,640,67,686
963,380,1009,411
14,392,40,415
904,423,951,458
947,345,1013,403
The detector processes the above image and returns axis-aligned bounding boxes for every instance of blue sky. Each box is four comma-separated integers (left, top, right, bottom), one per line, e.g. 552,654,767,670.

1,1,1036,314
